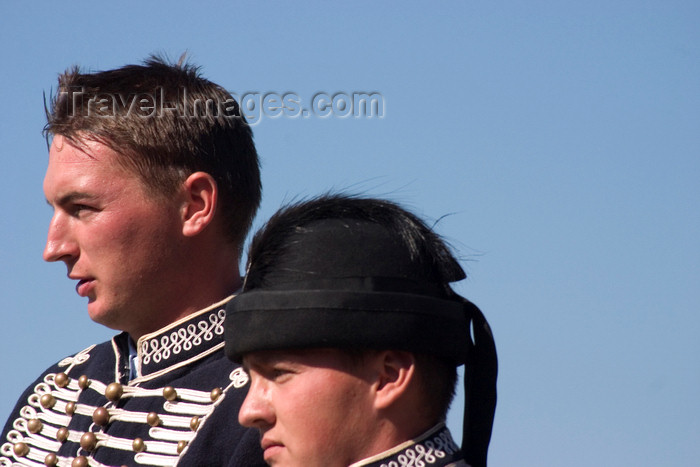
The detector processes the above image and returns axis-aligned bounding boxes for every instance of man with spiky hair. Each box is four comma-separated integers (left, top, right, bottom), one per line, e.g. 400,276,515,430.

225,195,498,467
1,56,266,466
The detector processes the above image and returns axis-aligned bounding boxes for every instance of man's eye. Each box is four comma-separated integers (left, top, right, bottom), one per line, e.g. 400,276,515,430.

70,204,94,216
270,368,293,381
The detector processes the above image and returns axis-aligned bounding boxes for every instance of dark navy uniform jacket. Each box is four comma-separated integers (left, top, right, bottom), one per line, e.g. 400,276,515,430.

349,425,468,467
1,298,265,466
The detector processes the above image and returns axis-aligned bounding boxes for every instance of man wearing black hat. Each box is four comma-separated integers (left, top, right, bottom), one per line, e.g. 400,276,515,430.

225,195,498,467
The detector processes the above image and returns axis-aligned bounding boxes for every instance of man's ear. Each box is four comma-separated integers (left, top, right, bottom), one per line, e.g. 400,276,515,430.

181,172,218,237
372,350,416,410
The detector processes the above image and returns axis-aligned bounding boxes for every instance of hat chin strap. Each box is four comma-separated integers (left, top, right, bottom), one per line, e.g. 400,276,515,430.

461,299,498,467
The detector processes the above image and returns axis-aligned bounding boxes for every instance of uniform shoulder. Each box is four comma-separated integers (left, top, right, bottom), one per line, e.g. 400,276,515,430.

1,338,117,439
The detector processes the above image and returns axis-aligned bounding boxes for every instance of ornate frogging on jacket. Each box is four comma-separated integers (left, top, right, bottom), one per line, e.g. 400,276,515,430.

1,298,264,467
139,308,226,371
349,424,469,467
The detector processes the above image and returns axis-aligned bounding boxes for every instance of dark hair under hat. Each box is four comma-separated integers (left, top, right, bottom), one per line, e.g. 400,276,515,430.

225,195,497,467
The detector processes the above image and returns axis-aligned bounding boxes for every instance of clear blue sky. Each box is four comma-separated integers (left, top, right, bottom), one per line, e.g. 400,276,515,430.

1,1,698,465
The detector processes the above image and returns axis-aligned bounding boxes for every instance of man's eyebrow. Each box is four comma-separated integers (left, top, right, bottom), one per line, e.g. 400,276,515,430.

242,354,276,372
46,191,98,206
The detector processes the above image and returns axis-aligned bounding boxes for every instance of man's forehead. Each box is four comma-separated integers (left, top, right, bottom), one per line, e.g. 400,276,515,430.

243,348,354,370
44,134,152,205
243,349,307,367
49,135,112,162
46,135,142,184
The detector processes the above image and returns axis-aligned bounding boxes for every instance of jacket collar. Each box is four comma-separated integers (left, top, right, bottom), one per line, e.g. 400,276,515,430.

135,296,232,378
349,424,466,467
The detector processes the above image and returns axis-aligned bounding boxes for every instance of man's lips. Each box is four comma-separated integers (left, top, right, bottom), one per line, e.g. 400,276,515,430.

75,278,95,297
261,438,284,460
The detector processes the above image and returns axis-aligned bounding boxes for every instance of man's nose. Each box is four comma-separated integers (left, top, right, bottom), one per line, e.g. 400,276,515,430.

238,379,274,429
43,212,77,263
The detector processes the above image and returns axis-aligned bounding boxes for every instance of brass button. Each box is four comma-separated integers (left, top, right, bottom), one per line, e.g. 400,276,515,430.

80,432,97,452
65,401,77,416
28,418,43,434
78,375,90,390
162,386,177,401
54,372,70,388
40,394,56,409
44,453,58,466
71,456,88,467
56,427,69,442
146,412,161,427
92,407,110,426
105,382,123,402
13,442,29,456
177,440,187,454
189,416,200,431
132,437,145,452
210,387,223,401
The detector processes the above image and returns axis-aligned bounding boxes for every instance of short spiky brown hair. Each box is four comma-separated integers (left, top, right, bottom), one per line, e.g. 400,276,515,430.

45,55,261,247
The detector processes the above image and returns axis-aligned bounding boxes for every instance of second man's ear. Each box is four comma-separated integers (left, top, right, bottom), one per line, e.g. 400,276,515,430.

181,171,218,237
372,350,416,410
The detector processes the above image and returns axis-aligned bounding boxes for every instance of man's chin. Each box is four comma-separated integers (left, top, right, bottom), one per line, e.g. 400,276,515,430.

87,303,123,331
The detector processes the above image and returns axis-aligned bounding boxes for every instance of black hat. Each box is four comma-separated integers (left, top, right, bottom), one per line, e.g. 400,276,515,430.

225,212,497,467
